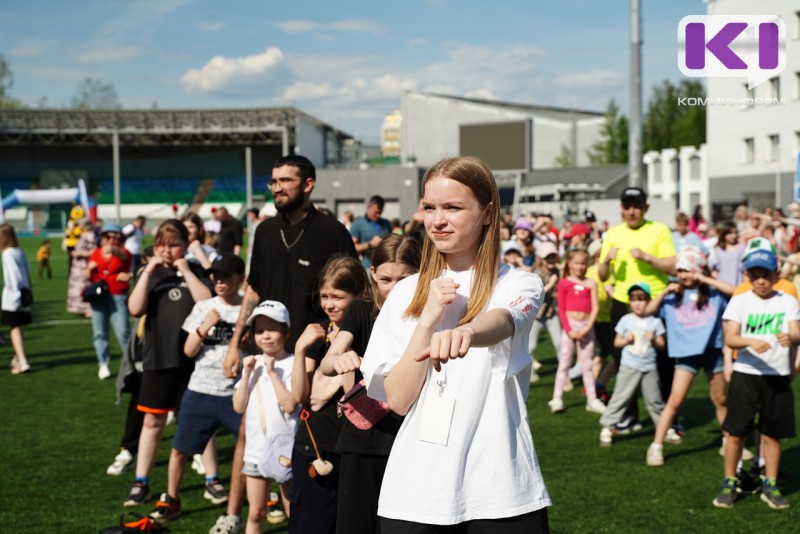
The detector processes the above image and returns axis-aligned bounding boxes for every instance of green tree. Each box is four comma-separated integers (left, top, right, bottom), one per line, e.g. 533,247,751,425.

587,99,628,165
71,77,121,109
0,53,22,109
644,79,705,152
554,144,577,168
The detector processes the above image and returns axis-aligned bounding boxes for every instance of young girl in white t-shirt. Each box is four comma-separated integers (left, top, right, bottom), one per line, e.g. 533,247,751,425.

361,156,551,532
233,300,299,534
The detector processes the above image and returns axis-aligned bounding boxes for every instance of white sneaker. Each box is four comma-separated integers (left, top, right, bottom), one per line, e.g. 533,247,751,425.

106,448,134,475
646,443,664,467
718,436,755,461
599,427,613,447
585,398,607,414
191,454,206,475
98,364,112,380
209,514,243,534
548,398,565,413
665,427,683,445
533,359,543,371
530,371,541,384
568,362,582,380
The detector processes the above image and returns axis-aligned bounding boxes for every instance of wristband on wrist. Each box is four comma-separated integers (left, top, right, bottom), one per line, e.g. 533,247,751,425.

196,328,207,340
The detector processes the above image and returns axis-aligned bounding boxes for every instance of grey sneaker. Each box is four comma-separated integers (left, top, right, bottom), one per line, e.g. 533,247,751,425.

203,478,229,505
761,478,790,510
209,514,243,534
712,477,738,508
150,493,181,524
124,481,151,507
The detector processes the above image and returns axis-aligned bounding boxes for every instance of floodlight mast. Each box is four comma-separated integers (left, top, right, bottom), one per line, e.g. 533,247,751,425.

629,0,643,188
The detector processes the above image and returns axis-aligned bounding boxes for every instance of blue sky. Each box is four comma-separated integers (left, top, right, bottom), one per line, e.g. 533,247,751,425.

1,0,707,143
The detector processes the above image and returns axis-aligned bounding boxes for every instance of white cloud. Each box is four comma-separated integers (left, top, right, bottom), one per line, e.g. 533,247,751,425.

555,70,623,88
326,19,385,34
76,45,144,64
284,81,336,100
181,47,285,92
275,20,317,34
275,18,385,35
198,22,224,32
9,42,46,58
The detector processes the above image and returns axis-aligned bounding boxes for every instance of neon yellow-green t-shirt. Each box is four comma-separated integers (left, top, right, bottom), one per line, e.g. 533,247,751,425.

586,265,611,323
599,220,676,303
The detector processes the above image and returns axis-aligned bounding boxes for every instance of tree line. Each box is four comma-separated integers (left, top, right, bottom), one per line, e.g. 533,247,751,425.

1,53,121,110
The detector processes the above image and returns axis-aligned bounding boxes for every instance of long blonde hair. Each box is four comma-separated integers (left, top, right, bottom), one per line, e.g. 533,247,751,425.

404,156,501,326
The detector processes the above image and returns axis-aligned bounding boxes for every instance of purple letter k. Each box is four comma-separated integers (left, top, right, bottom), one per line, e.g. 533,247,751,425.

685,22,748,70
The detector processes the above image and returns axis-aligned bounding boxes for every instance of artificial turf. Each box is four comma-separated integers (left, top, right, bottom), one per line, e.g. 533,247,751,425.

0,237,797,532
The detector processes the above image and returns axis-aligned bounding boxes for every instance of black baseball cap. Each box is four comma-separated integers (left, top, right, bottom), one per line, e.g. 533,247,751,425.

584,210,597,222
620,187,647,204
203,254,245,276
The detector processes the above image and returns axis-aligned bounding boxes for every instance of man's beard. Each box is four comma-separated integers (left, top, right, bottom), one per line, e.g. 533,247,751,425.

275,193,304,215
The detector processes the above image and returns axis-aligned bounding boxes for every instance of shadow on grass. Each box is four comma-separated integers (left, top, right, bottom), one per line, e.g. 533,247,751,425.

33,349,98,369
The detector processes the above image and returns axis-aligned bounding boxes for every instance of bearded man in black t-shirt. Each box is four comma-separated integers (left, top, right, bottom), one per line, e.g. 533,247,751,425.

210,155,356,534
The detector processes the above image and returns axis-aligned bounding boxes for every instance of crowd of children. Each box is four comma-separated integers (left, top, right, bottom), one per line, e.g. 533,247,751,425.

499,200,800,512
7,182,800,531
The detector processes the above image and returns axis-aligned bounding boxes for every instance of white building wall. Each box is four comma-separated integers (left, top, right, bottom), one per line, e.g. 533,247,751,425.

401,93,526,167
400,92,606,170
645,145,710,217
532,117,572,169
295,116,326,169
705,0,800,205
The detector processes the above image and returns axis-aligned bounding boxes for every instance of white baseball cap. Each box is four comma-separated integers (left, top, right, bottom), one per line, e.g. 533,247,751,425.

246,300,291,328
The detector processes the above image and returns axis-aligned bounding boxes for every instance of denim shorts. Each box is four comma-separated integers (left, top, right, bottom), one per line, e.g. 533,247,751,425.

241,461,263,478
674,348,723,375
171,389,241,454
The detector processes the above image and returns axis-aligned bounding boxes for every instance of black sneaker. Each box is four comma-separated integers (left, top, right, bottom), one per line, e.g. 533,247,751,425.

712,477,738,509
761,478,790,510
611,416,642,435
203,478,229,505
124,481,151,507
150,493,182,523
736,468,760,495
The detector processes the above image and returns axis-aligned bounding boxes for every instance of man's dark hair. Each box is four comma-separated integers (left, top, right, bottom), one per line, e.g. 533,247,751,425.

368,195,385,210
247,207,259,217
274,155,316,181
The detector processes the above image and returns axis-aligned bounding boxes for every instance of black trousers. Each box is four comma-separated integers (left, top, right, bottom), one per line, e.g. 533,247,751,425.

380,507,550,534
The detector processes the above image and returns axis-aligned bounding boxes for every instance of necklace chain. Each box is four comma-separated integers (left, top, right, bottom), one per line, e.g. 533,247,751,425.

280,228,305,251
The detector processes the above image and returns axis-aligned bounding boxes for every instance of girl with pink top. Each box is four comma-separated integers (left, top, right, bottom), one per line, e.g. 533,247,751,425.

548,249,607,414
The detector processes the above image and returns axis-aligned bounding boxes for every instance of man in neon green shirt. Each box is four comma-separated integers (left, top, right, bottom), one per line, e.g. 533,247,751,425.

598,187,676,371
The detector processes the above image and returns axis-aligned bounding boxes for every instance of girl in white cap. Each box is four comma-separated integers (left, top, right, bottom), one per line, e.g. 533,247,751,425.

234,300,298,533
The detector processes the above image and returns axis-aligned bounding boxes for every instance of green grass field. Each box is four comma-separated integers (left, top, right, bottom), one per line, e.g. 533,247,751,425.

0,237,798,533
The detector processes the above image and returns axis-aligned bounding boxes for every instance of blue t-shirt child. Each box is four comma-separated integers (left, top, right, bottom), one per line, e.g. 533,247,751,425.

659,287,727,358
615,313,665,373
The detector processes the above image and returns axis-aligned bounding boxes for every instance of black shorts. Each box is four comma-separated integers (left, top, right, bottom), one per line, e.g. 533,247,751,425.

722,371,796,439
380,507,550,534
593,322,614,359
137,367,191,414
1,310,31,327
